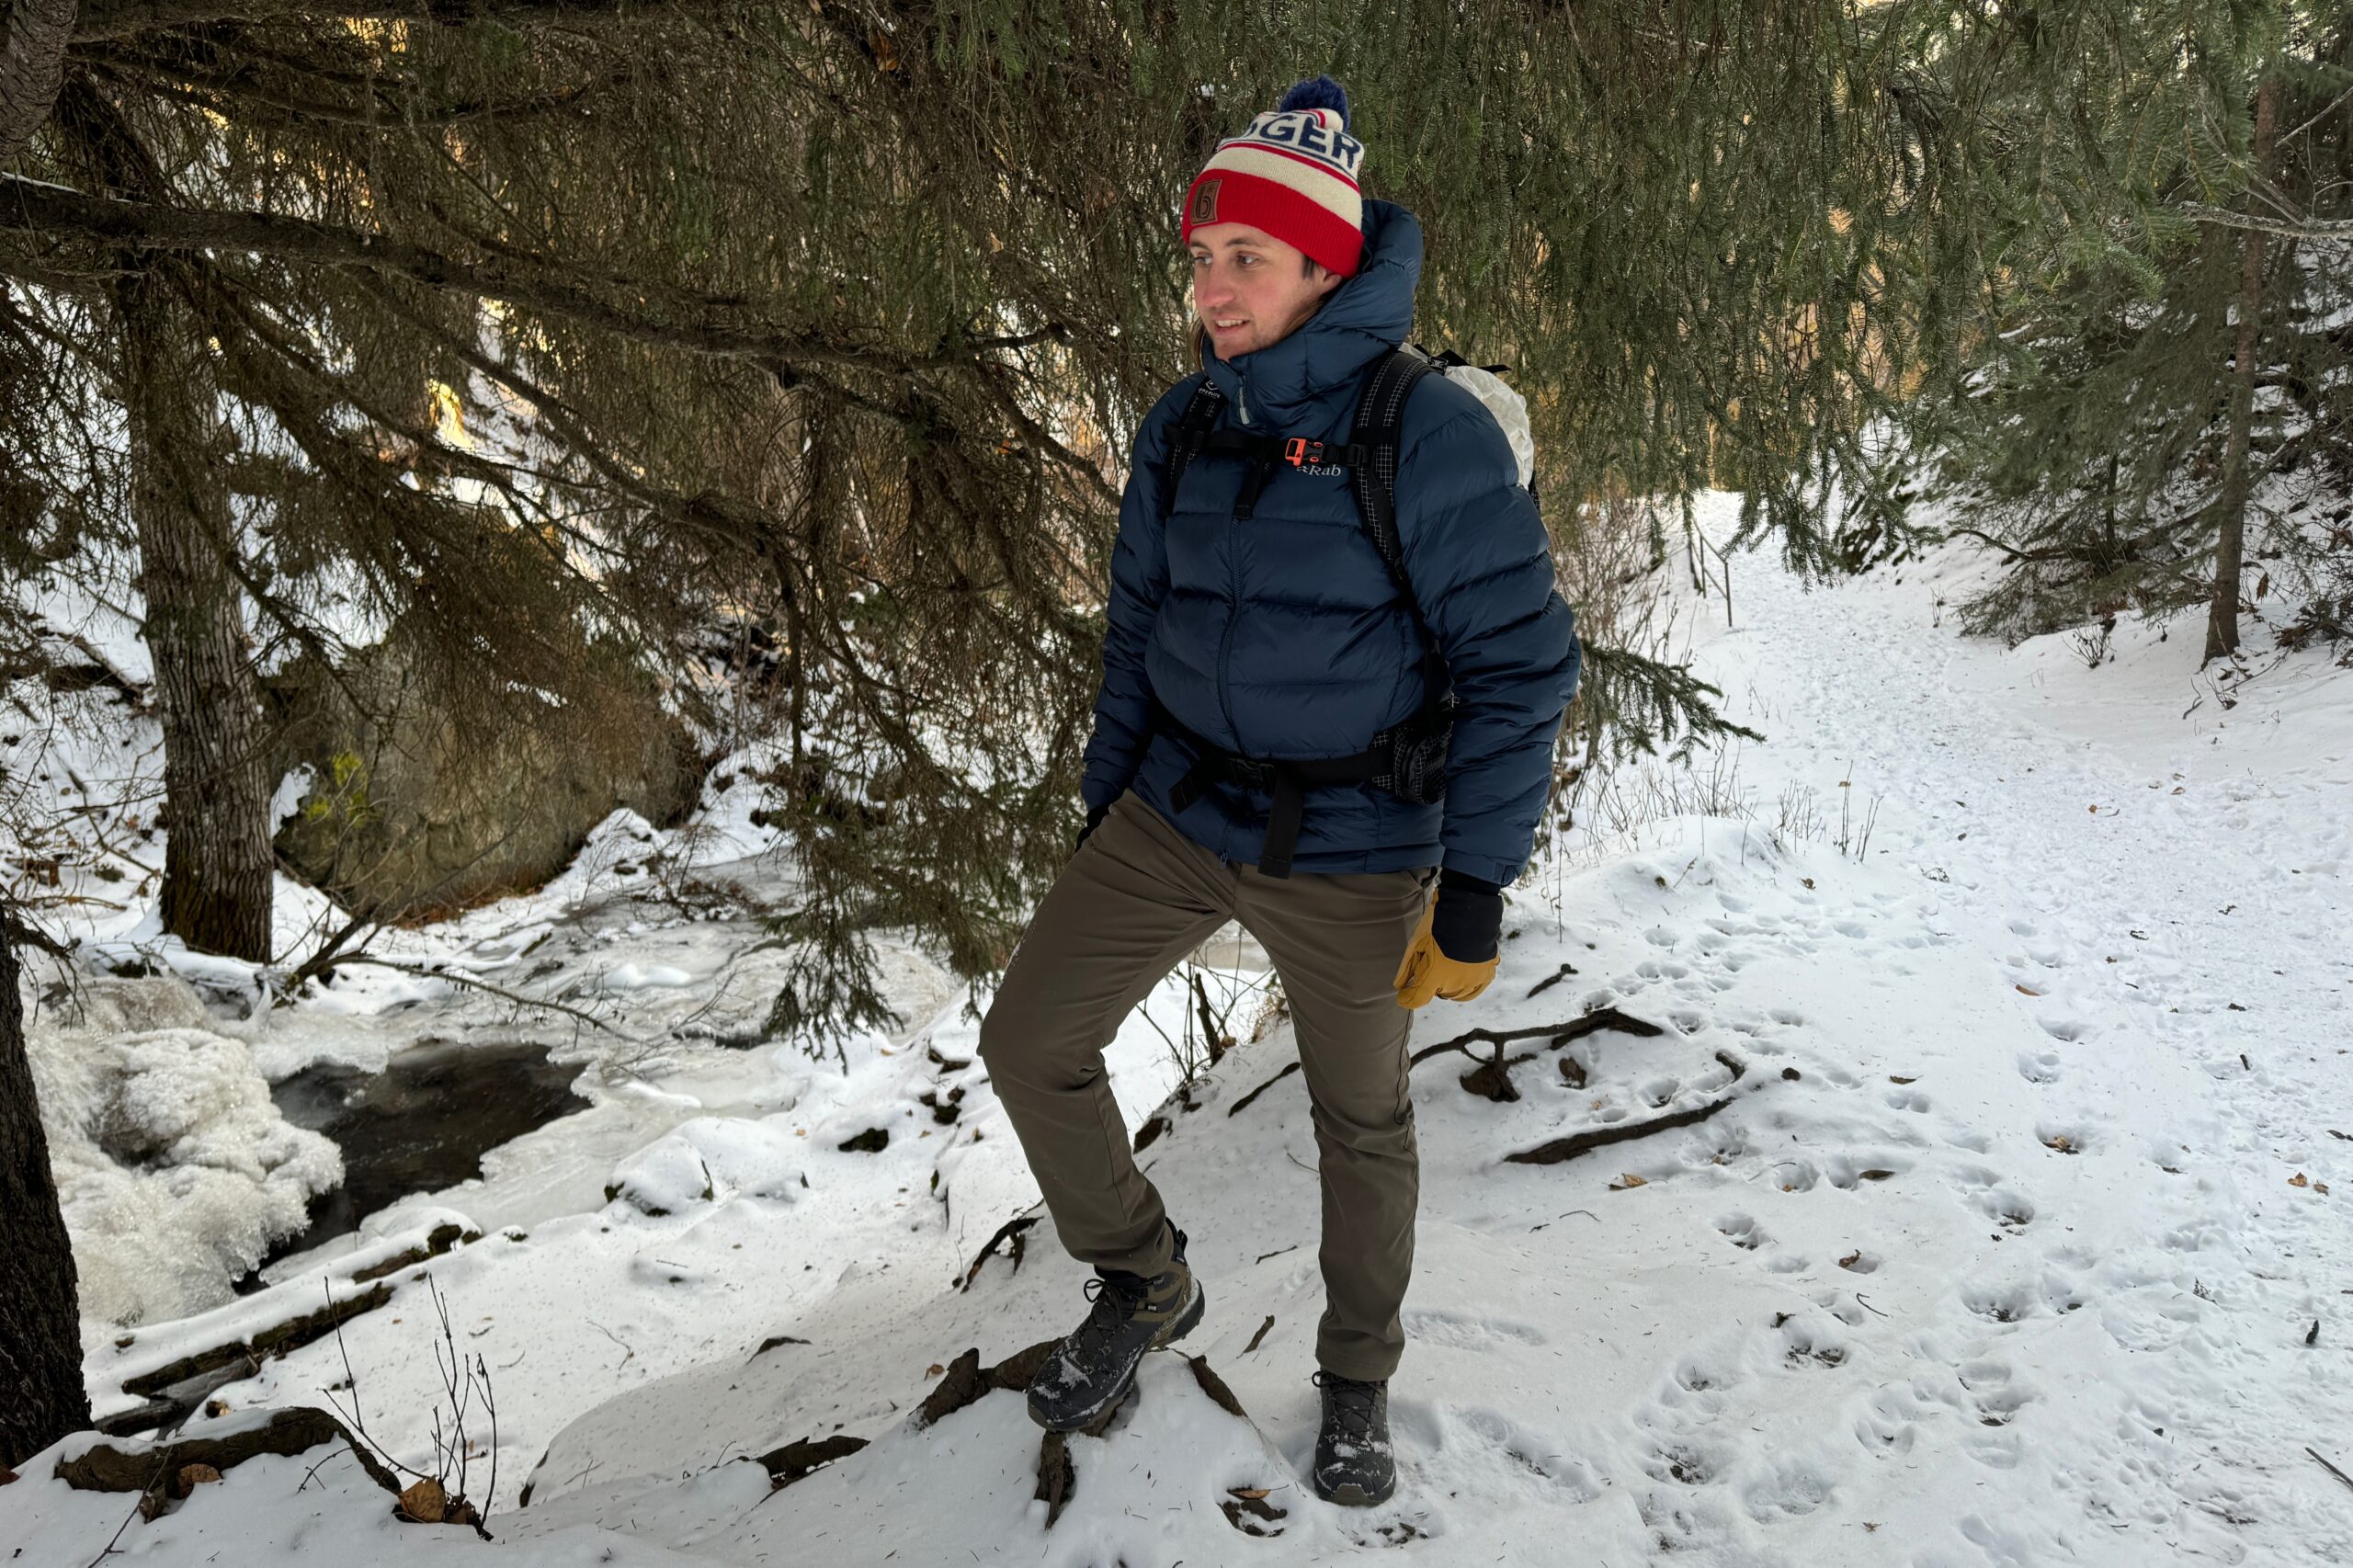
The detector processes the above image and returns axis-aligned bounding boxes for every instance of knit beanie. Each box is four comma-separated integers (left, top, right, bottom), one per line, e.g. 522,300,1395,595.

1181,76,1365,278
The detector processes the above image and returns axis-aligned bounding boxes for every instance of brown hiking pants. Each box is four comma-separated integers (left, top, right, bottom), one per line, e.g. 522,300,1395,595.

978,788,1437,1381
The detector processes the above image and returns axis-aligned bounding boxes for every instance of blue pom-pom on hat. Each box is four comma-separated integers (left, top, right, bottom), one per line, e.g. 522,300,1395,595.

1278,74,1349,131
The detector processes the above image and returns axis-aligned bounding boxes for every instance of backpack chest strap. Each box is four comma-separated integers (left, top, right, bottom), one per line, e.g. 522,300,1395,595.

1190,429,1376,519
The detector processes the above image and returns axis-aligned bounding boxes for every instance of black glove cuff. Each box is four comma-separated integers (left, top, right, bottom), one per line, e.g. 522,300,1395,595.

1430,868,1503,962
1074,801,1110,851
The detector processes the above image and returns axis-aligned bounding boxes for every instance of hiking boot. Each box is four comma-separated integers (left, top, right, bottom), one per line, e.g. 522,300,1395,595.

1312,1370,1395,1506
1026,1223,1205,1433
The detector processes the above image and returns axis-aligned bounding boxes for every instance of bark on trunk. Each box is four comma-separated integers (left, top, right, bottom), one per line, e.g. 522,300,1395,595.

116,268,277,960
2207,73,2279,665
0,0,76,165
0,912,93,1468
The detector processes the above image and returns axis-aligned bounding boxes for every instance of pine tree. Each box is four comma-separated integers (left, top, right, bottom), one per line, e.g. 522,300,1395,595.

1902,3,2353,653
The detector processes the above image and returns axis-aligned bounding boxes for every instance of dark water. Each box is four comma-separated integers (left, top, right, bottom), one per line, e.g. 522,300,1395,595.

250,1040,591,1279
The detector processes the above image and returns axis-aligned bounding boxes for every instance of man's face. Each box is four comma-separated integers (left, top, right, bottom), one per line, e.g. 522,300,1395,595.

1188,223,1346,358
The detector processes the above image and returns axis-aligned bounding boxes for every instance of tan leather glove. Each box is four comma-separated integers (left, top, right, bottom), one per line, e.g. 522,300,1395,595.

1392,893,1501,1008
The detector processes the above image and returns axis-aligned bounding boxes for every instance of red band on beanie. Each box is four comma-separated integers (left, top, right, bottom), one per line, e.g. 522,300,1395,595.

1180,169,1364,278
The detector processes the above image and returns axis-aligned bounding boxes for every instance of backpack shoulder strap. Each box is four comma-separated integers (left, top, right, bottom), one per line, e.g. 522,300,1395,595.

1160,374,1226,519
1347,347,1441,594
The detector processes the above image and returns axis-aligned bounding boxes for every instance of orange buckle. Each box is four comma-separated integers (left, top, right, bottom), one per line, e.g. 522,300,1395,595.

1284,437,1324,467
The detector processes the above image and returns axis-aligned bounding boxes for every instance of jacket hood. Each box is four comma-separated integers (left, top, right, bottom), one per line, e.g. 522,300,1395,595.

1199,199,1422,431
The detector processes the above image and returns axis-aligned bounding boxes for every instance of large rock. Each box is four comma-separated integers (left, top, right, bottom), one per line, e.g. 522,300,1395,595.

266,623,700,916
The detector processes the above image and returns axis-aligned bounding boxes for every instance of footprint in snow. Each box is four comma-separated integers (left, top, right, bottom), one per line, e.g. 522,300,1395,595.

2016,1049,2063,1085
1431,1405,1602,1504
1777,1312,1850,1369
1970,1187,2038,1230
1637,1074,1682,1108
1972,1268,2085,1323
1398,1308,1547,1352
1958,1358,2037,1430
1643,1439,1723,1488
1854,1383,1927,1457
1824,1153,1912,1188
1738,1454,1836,1522
1713,1210,1768,1250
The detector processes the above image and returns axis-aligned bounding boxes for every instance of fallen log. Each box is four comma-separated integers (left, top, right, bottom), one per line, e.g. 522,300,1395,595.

349,1221,477,1285
120,1282,393,1402
56,1406,400,1520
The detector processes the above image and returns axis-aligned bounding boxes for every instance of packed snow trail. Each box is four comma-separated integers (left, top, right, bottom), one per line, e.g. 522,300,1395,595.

1667,511,2353,1563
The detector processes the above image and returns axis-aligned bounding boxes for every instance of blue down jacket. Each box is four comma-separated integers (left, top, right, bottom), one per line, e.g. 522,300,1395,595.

1079,200,1580,886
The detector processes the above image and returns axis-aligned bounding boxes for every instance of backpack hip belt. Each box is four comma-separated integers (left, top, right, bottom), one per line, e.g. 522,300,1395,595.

1150,695,1443,880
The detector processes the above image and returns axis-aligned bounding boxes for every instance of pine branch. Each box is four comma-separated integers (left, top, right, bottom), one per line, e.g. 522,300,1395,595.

1579,642,1763,767
2179,202,2353,244
0,174,1045,380
70,0,728,43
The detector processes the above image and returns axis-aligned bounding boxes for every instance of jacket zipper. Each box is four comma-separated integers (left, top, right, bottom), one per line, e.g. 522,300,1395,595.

1217,388,1243,746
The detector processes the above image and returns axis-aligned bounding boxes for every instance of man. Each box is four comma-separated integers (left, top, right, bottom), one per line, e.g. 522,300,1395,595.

977,75,1578,1508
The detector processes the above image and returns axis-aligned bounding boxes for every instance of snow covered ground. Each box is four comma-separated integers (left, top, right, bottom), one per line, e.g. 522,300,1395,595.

6,496,2350,1565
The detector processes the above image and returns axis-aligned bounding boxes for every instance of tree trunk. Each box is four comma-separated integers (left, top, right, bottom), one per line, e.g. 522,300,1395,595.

2207,72,2279,665
0,0,75,165
116,267,277,960
0,911,93,1468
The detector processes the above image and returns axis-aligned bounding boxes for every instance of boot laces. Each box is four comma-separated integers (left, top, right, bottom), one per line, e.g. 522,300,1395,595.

1313,1370,1383,1448
1065,1271,1150,1363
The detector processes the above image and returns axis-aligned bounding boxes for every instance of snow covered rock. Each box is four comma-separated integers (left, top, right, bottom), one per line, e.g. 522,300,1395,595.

30,1019,344,1325
603,1117,802,1216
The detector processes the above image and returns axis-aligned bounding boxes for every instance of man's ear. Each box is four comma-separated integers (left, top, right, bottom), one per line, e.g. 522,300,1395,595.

1313,264,1346,300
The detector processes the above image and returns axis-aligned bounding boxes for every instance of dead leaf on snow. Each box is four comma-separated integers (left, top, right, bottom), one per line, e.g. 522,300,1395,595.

1609,1173,1648,1191
397,1478,448,1524
2016,984,2042,996
2290,1173,2310,1188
